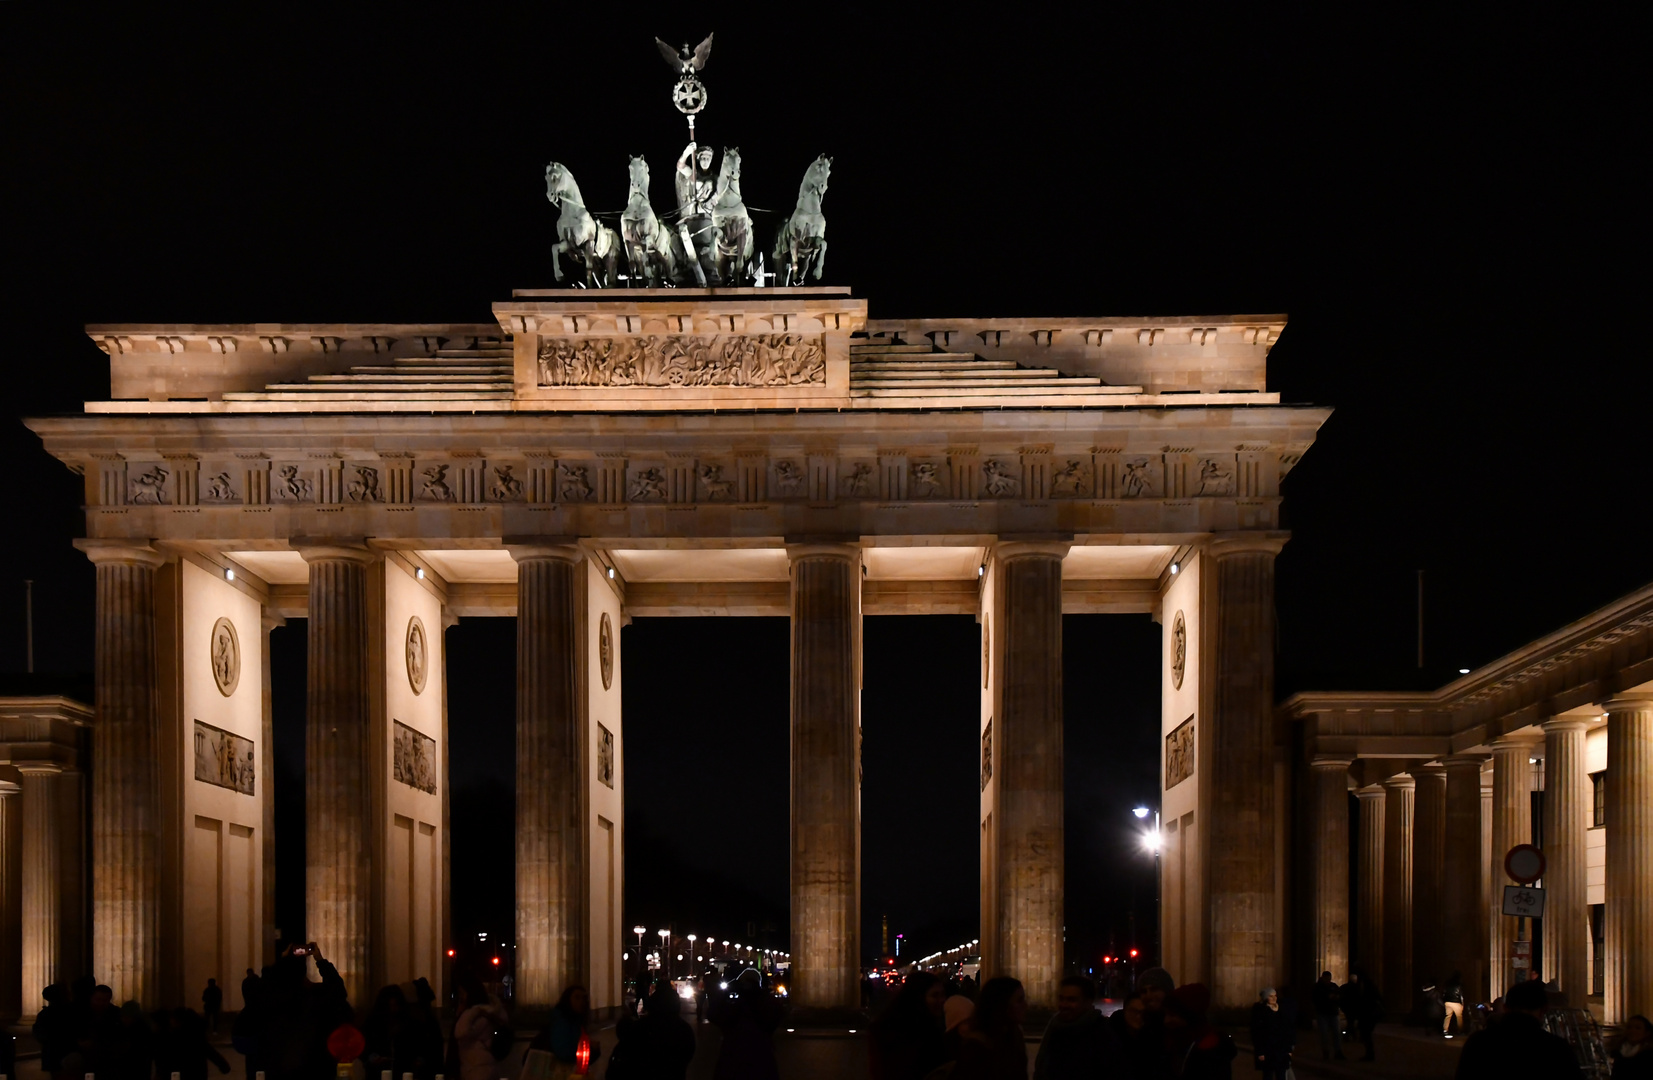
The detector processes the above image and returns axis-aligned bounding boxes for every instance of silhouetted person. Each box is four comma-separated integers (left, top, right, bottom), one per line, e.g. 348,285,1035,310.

528,983,601,1072
1034,975,1117,1080
64,983,120,1076
158,1006,231,1080
1164,983,1235,1080
953,975,1029,1080
1340,969,1382,1061
33,984,75,1077
1311,971,1344,1059
621,982,697,1079
257,942,352,1079
1249,987,1294,1080
870,970,947,1080
1612,1015,1653,1080
200,976,223,1032
1456,979,1580,1080
406,976,448,1078
364,983,412,1076
450,973,510,1080
710,969,782,1080
231,971,263,1072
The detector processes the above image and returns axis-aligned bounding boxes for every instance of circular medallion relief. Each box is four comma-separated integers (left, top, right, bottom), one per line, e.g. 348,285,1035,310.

406,616,428,695
982,613,991,688
210,617,240,697
1171,610,1187,690
599,612,615,691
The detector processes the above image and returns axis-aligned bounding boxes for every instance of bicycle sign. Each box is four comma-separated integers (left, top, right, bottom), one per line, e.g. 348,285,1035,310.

1502,884,1547,918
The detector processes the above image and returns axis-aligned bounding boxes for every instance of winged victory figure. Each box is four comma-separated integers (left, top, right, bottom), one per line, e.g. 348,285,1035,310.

656,33,714,74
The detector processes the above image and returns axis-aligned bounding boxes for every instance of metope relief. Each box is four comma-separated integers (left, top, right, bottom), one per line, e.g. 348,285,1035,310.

909,461,945,498
489,465,524,501
406,616,428,695
194,719,254,795
558,464,593,502
1196,458,1235,496
699,464,737,501
1165,715,1195,790
841,462,875,498
346,465,382,502
202,472,239,503
392,719,437,794
211,617,240,697
629,466,669,502
981,719,993,792
1119,457,1159,499
1050,459,1093,498
981,459,1020,498
598,723,615,788
419,465,453,502
129,465,169,504
272,465,313,502
537,334,826,388
772,460,806,497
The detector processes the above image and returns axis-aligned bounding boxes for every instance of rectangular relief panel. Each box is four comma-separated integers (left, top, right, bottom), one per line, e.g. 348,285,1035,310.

392,719,438,794
194,720,255,795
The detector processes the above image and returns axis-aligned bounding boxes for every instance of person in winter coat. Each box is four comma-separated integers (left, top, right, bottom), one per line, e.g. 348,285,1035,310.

1108,993,1169,1080
1442,971,1467,1037
952,976,1029,1080
710,970,782,1080
1311,971,1344,1060
1034,976,1118,1080
1165,983,1236,1080
525,983,603,1074
450,974,509,1080
33,985,76,1077
1249,988,1295,1080
1455,979,1580,1080
871,971,948,1080
1612,1015,1653,1080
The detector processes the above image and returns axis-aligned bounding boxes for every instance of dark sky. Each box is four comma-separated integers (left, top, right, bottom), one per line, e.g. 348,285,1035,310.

3,8,1646,972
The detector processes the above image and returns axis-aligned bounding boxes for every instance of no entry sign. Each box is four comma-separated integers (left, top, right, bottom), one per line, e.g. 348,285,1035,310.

1505,843,1546,885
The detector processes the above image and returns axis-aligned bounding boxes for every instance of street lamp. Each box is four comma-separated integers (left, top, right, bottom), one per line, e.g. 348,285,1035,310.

658,929,671,978
687,933,697,970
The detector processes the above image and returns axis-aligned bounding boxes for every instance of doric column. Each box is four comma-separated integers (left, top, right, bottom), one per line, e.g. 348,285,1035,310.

1309,757,1353,981
988,541,1065,1010
1356,784,1385,984
1443,755,1488,1002
1207,536,1285,1012
261,610,283,968
1410,766,1446,991
1541,717,1590,1005
1381,774,1415,1015
82,540,167,1007
300,543,376,1006
1488,737,1534,1001
512,545,584,1012
1604,693,1653,1025
18,765,64,1011
788,543,863,1013
0,766,21,1023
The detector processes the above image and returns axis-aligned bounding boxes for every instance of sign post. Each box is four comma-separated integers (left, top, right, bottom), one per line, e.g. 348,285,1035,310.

1501,844,1547,989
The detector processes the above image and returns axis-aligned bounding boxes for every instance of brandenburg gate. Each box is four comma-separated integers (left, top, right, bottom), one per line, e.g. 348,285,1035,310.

24,287,1325,1016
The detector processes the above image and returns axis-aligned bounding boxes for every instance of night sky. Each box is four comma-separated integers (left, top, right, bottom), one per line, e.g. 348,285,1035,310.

3,8,1645,976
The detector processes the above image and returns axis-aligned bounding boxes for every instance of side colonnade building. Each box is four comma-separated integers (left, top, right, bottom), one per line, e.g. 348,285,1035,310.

1284,583,1653,1025
17,286,1330,1017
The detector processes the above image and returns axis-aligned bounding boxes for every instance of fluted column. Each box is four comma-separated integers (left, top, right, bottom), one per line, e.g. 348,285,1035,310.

1309,757,1353,981
788,544,863,1013
261,610,283,968
0,766,21,1023
989,541,1065,1010
1207,537,1285,1012
1604,693,1653,1025
1541,717,1589,1005
300,544,376,1006
1488,738,1534,1001
1382,774,1415,1015
1356,784,1385,984
1443,755,1488,1002
18,765,64,1011
1411,766,1446,990
83,540,166,1007
512,545,584,1012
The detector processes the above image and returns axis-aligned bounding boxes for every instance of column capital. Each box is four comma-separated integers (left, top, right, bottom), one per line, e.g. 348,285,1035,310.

1205,533,1289,560
74,538,166,569
506,543,583,565
1310,755,1355,772
1442,753,1487,771
1542,716,1592,734
1489,733,1541,751
295,542,377,566
785,542,861,565
1603,692,1653,714
1382,773,1417,792
0,763,20,796
1408,763,1447,781
1355,783,1387,800
992,540,1071,563
261,609,287,633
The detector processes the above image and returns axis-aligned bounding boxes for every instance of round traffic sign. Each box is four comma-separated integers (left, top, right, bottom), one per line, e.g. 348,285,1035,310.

1505,843,1546,885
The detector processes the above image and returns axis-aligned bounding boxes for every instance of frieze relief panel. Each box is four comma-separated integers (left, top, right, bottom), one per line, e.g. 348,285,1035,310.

537,334,826,388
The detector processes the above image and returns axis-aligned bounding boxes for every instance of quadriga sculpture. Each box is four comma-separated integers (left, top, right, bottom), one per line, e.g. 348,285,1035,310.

774,154,831,284
545,161,621,287
620,155,679,286
710,147,753,285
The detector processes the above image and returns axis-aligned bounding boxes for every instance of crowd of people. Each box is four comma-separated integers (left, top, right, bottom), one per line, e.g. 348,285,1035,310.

868,967,1239,1080
29,977,230,1079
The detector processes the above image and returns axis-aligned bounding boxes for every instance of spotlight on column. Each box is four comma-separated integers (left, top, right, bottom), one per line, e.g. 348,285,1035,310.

1169,561,1179,575
1459,668,1470,674
977,564,986,577
224,567,235,581
607,566,616,579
